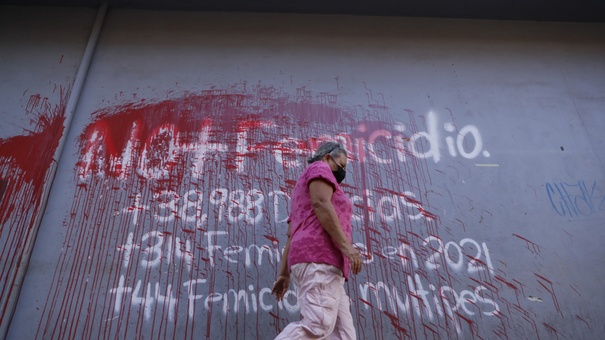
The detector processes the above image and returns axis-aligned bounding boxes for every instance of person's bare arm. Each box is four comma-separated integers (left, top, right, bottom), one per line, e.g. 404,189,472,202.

309,179,362,274
272,222,292,301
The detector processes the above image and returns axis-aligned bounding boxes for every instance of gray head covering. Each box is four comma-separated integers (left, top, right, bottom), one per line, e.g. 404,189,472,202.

307,141,347,164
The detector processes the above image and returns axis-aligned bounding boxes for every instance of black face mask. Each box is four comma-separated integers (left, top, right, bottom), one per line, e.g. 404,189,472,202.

332,162,346,184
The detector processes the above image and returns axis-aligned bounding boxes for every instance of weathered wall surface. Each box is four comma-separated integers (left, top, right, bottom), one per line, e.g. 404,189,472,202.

2,7,605,339
0,6,95,334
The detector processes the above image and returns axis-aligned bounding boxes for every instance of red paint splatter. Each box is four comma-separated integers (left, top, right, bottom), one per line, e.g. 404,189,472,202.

513,233,540,254
494,276,518,291
27,83,504,339
383,310,408,335
0,87,68,325
542,322,558,338
263,235,279,243
534,273,562,316
575,315,591,329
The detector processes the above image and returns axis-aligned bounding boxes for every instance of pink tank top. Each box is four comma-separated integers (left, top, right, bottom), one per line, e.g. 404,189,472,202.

287,161,353,279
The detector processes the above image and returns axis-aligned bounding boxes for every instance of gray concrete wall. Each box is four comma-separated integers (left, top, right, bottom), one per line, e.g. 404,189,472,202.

2,6,604,339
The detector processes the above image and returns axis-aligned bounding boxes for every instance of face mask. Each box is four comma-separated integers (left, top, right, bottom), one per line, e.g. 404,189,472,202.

331,160,346,183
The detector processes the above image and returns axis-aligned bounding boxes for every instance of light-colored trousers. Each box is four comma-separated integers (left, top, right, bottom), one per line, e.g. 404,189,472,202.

275,263,356,340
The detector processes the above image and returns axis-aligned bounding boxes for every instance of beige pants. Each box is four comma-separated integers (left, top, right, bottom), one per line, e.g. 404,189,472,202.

275,263,356,340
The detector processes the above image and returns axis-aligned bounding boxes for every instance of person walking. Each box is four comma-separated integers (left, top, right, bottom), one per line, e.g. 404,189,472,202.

272,141,363,339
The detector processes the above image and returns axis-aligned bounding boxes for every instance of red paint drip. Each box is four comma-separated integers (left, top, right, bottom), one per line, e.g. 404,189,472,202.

383,311,408,334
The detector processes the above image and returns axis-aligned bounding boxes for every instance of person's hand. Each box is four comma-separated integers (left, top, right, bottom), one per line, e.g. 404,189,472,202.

342,245,363,275
272,275,290,301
